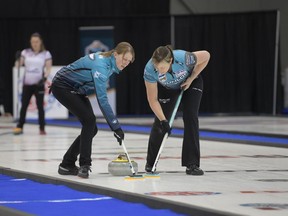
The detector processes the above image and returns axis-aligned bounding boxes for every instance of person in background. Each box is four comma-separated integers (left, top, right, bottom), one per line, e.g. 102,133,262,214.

50,42,135,178
143,45,210,175
0,77,12,118
14,32,52,135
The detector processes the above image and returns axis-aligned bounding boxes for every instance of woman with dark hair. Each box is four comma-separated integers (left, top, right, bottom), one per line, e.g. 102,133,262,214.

14,33,52,135
144,45,210,175
50,42,135,178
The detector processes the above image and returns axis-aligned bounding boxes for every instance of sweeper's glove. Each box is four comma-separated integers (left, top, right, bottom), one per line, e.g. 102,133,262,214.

160,120,171,136
114,128,124,145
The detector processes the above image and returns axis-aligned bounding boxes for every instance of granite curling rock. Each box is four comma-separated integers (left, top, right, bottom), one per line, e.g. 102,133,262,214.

108,154,138,176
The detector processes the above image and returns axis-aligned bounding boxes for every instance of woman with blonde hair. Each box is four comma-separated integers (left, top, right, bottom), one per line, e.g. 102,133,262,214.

50,42,135,178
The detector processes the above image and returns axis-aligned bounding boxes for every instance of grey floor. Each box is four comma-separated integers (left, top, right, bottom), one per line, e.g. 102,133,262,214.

0,115,288,216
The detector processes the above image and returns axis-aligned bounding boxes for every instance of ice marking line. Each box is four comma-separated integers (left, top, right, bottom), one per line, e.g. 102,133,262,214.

145,191,221,196
240,203,288,210
0,132,14,136
99,169,288,175
10,178,27,181
0,197,113,204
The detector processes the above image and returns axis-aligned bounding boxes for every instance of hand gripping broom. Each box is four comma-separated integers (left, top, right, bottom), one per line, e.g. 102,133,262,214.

151,90,184,173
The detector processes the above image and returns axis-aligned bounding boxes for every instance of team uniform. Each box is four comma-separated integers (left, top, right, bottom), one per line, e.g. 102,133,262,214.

51,52,121,168
17,48,52,131
144,50,203,169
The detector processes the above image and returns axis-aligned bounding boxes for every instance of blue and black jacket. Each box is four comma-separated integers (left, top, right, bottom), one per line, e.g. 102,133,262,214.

52,52,121,131
144,50,197,89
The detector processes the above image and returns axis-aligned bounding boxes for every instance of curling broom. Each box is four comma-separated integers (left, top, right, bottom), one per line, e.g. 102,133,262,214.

151,90,184,173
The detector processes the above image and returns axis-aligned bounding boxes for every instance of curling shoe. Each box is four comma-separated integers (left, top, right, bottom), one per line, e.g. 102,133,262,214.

58,164,79,176
40,129,46,135
186,164,204,176
78,165,91,179
145,163,155,173
13,127,23,135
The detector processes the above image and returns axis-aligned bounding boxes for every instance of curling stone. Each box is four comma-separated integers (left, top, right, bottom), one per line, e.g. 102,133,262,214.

108,154,138,176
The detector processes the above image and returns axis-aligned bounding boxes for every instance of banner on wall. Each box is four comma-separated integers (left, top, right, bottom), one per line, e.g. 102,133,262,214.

13,66,69,120
79,26,116,117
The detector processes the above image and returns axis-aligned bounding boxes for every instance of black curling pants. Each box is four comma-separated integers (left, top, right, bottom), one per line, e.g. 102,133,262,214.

17,84,45,130
51,85,98,166
146,76,203,167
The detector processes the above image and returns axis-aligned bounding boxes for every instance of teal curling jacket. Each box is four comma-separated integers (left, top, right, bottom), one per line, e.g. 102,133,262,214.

52,52,121,131
144,50,197,90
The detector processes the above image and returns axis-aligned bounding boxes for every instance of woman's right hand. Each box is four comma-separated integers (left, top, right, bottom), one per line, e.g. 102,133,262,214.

113,128,124,145
160,120,171,136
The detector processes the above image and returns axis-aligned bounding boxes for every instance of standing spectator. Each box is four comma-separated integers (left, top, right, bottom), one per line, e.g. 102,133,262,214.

13,32,52,135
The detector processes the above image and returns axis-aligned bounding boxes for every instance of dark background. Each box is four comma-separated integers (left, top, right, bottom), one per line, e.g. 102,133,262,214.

0,0,282,116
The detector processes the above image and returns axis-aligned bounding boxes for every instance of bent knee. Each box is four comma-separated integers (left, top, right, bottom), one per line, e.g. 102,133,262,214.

82,114,96,125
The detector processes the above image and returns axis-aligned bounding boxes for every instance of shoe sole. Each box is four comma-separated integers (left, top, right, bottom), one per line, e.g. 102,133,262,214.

58,171,78,175
77,173,89,178
58,167,78,175
186,171,204,176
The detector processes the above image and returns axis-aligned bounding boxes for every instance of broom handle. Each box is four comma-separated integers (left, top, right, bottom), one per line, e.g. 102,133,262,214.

121,140,136,175
152,90,184,173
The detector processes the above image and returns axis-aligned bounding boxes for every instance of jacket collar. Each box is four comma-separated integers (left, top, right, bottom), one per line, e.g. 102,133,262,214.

111,55,121,74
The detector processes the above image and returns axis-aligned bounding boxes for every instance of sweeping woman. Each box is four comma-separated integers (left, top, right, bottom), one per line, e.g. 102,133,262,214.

50,42,135,178
143,45,210,175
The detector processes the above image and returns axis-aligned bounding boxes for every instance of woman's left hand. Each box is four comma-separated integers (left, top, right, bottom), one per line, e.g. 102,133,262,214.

180,77,194,91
